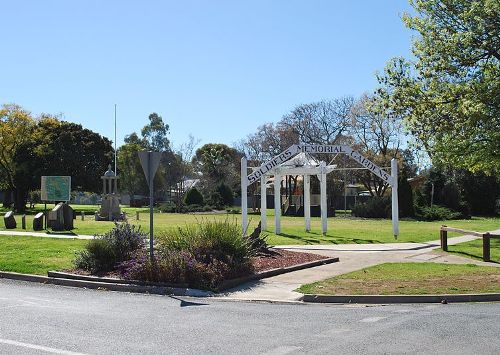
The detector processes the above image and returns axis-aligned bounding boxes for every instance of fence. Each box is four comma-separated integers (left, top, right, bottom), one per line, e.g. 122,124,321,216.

440,225,499,262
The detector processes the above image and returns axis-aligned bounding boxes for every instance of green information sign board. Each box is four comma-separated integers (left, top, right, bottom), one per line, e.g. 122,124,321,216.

41,176,71,201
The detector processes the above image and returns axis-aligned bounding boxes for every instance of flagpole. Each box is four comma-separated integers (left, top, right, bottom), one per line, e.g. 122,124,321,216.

114,104,117,174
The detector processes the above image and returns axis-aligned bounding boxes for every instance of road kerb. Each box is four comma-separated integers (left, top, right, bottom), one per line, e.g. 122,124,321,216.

301,293,500,304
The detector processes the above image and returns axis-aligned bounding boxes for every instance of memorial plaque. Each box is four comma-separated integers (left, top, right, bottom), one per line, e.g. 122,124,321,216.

4,211,16,229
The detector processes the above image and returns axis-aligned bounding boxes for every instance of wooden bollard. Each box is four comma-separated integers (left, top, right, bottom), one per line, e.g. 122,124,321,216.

22,215,26,229
483,233,490,262
136,211,140,221
81,211,85,221
440,225,448,251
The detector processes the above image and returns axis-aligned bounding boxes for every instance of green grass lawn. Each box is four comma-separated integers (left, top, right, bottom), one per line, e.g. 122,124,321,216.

0,235,87,275
443,238,500,263
297,262,500,295
0,208,498,245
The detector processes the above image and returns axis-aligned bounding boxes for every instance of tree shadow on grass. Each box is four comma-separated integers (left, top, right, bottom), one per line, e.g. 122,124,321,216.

276,232,383,245
448,250,499,264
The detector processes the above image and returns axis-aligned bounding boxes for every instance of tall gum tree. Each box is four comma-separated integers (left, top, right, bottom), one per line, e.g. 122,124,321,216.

377,0,500,174
0,104,36,209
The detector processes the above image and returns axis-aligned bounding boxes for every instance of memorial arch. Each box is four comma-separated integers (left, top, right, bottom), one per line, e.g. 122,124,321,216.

241,144,399,238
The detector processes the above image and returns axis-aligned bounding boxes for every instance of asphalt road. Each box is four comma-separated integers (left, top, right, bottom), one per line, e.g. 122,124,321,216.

0,279,499,355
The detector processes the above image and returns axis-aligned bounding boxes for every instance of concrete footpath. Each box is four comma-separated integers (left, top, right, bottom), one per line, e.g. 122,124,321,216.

218,232,500,302
0,230,94,239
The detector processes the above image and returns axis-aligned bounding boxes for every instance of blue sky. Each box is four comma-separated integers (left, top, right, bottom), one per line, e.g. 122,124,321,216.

1,0,414,150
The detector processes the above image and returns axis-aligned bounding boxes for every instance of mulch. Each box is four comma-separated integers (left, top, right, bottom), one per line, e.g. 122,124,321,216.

252,249,329,273
65,249,328,279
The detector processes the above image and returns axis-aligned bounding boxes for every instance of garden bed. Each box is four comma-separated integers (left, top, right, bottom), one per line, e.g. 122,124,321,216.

59,248,332,291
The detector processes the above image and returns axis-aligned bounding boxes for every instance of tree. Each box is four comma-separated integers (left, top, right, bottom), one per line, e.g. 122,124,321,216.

13,116,113,211
141,113,170,152
241,123,299,163
349,94,403,196
184,187,204,206
117,142,148,197
377,0,500,174
121,113,173,199
193,144,241,197
0,104,36,209
280,98,354,145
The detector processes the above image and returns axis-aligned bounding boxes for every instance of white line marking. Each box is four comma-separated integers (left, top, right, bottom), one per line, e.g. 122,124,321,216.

0,338,88,355
318,327,351,337
360,316,387,323
260,346,302,355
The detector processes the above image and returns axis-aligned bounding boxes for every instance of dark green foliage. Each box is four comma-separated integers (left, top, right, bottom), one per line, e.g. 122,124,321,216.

208,190,224,209
159,202,214,213
352,197,391,218
184,187,204,206
414,205,464,221
74,239,116,273
398,172,414,217
74,223,146,273
216,183,234,206
455,170,500,215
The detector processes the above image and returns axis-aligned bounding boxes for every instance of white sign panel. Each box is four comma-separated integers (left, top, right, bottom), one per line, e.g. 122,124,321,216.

246,144,394,186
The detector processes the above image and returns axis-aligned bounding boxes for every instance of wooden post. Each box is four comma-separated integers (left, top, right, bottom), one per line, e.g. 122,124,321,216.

136,211,140,221
81,211,85,221
260,175,267,231
22,215,26,229
241,157,248,235
440,226,448,251
483,233,490,262
304,174,311,232
274,173,281,234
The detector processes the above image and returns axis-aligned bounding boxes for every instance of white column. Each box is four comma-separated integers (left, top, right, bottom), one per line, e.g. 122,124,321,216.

102,178,106,194
391,158,399,239
304,174,311,232
320,162,327,235
241,157,248,236
260,175,267,231
274,174,281,234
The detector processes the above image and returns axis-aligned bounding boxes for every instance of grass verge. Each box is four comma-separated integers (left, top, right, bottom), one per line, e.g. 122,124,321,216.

443,238,500,263
0,235,87,275
1,208,498,246
297,262,500,295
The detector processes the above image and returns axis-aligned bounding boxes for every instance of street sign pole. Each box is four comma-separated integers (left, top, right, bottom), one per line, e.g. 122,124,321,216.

138,151,162,262
148,152,154,260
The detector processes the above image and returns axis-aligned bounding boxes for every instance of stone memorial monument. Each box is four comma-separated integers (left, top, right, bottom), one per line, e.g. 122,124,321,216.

47,202,74,231
4,211,16,229
95,165,124,221
33,212,44,231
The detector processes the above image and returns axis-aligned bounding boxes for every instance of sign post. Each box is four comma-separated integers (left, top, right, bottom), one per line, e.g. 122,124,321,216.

138,151,162,261
41,176,71,230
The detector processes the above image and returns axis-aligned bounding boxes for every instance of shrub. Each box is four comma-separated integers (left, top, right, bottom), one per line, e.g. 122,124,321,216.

159,201,177,213
123,219,253,290
208,191,224,210
74,239,115,273
184,187,204,206
352,197,391,218
414,205,464,221
74,223,146,273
